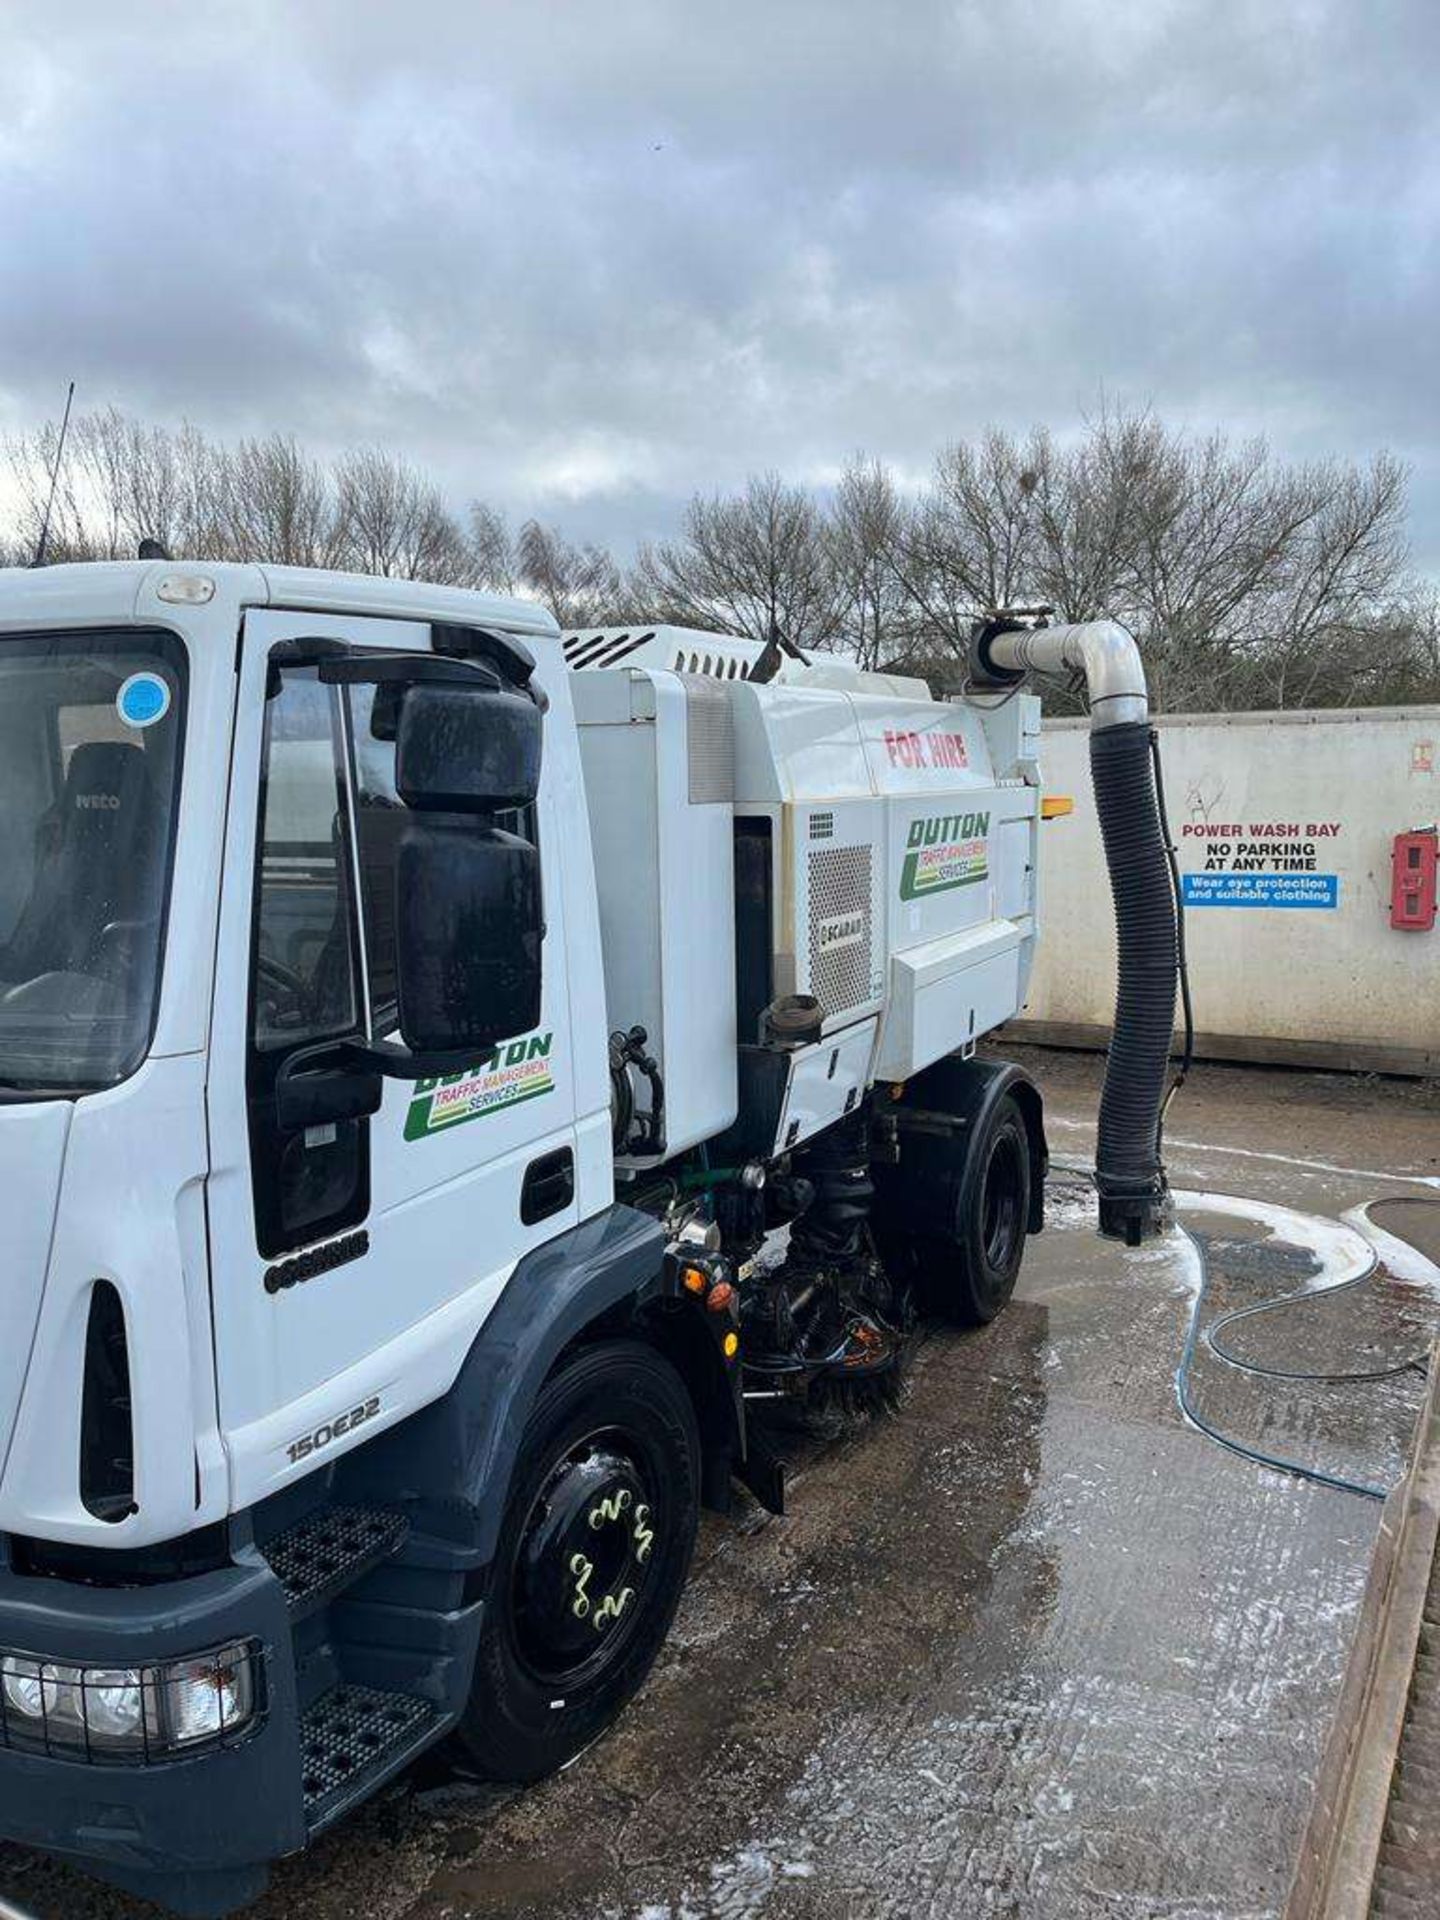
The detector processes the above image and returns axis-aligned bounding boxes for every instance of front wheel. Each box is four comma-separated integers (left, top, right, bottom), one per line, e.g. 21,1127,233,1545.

459,1340,700,1782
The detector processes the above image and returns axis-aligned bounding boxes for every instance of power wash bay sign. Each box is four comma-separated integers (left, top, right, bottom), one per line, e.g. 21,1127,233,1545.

404,1033,556,1141
900,811,990,900
1179,819,1342,909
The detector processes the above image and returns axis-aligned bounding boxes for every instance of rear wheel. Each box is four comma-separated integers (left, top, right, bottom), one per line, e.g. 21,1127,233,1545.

899,1092,1032,1325
459,1340,700,1782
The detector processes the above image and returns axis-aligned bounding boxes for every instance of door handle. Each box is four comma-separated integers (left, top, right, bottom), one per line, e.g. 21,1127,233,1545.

521,1147,575,1226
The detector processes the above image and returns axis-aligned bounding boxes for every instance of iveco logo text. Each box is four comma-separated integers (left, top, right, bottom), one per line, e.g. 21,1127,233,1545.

76,792,120,811
817,910,865,953
285,1394,381,1465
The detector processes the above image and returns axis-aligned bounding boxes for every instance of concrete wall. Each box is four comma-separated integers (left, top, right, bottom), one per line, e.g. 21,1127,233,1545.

1016,705,1439,1076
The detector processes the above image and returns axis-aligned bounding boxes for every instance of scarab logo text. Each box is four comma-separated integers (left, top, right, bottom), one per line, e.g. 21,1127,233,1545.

816,910,865,954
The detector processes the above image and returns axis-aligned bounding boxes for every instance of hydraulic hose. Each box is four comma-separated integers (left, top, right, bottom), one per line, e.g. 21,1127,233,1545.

1176,1222,1428,1502
973,618,1178,1243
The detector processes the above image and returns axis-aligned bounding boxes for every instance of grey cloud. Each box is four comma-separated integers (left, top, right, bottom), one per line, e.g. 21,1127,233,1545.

1,0,1436,566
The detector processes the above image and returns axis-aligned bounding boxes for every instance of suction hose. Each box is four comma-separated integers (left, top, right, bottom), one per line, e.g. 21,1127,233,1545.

973,618,1178,1244
1087,721,1179,1241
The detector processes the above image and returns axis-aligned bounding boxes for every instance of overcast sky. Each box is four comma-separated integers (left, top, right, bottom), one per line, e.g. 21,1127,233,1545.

1,0,1436,568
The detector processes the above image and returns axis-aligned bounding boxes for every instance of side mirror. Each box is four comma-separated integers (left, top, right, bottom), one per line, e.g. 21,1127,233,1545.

395,821,543,1054
396,684,541,813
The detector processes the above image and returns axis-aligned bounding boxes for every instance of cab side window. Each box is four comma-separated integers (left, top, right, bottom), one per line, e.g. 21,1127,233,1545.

253,673,360,1049
248,669,367,1258
347,684,405,1039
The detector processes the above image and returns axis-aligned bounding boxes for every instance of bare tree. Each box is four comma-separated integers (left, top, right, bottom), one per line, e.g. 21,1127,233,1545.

6,414,102,562
170,421,231,559
219,434,344,568
634,471,841,646
1249,454,1409,709
830,456,911,669
466,502,519,594
2,402,1428,711
7,409,236,562
892,429,1051,659
333,447,469,581
893,410,1417,712
68,408,132,558
516,519,622,629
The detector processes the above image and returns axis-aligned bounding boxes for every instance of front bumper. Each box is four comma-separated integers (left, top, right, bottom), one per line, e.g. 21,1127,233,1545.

0,1547,304,1917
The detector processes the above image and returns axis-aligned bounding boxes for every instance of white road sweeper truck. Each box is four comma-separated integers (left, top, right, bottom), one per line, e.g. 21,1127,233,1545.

0,562,1176,1914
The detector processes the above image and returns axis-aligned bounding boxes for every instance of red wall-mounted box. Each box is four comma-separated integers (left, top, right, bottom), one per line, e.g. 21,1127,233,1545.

1391,829,1438,931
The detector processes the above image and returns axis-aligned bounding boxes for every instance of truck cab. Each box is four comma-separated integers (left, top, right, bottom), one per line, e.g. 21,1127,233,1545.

0,562,1060,1917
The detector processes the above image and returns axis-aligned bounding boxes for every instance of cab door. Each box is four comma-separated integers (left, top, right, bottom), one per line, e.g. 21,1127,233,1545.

206,609,581,1510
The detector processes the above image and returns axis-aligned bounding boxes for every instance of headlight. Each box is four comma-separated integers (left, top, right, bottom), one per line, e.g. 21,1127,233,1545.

0,1641,260,1763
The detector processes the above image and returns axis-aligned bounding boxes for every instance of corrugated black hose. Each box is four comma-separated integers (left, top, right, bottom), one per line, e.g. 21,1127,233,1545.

1151,726,1195,1142
1090,721,1179,1243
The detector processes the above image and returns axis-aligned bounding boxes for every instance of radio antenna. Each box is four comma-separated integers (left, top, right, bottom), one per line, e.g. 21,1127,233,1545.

31,380,76,569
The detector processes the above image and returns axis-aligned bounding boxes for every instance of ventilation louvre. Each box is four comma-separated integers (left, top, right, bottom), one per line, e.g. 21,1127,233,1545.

561,627,757,680
561,630,656,670
80,1281,135,1523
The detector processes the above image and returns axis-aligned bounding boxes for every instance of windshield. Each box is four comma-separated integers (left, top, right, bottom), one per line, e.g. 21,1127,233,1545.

0,629,185,1094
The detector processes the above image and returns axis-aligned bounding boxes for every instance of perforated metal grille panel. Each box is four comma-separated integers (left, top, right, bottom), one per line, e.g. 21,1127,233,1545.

677,673,734,803
300,1685,435,1822
807,844,874,1017
262,1507,407,1617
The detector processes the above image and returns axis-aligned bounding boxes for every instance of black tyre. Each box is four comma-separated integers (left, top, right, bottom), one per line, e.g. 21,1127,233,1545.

910,1092,1032,1325
459,1339,700,1782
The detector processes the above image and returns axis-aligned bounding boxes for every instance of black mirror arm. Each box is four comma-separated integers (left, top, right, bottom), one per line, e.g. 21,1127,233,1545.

431,623,538,694
275,1035,472,1086
337,1035,491,1083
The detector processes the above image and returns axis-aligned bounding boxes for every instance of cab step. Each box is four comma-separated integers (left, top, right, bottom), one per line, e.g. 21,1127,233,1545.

262,1506,409,1619
300,1683,438,1829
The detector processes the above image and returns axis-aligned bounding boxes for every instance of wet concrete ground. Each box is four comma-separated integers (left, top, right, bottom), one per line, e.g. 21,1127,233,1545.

3,1053,1439,1920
